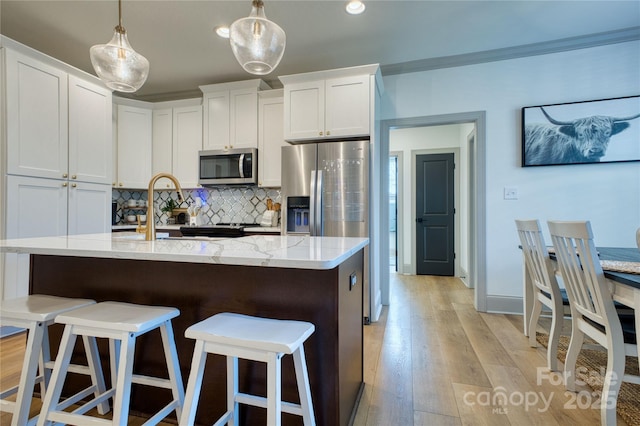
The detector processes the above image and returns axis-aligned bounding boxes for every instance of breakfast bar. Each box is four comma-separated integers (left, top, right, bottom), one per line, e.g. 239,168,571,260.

0,233,367,426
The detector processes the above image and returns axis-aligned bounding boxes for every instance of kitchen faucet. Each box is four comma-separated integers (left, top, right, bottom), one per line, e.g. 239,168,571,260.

145,173,184,241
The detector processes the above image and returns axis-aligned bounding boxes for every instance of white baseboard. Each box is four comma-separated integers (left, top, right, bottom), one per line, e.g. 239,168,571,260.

486,295,523,315
0,326,25,338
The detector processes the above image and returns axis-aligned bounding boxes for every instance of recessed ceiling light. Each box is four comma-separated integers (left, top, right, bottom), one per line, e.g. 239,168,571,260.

215,25,230,39
346,0,365,15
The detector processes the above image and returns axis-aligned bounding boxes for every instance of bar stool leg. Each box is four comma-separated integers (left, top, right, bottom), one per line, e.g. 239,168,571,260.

81,335,109,415
112,332,136,425
266,352,282,426
36,327,77,426
181,340,207,426
227,356,239,426
109,339,120,389
12,322,45,426
160,320,185,418
293,345,315,426
38,326,52,401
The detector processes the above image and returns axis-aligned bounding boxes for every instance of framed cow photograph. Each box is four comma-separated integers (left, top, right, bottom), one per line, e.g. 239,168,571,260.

522,95,640,167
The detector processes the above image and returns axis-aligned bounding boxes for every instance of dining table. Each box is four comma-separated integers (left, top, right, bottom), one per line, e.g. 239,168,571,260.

522,246,640,337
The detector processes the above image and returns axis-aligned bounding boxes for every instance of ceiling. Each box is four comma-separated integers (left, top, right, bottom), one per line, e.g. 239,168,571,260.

2,1,639,101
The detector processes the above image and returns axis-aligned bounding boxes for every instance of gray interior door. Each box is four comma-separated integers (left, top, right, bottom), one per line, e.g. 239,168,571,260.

416,153,455,276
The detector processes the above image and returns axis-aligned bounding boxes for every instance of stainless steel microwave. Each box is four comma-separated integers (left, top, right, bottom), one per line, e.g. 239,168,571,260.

198,148,258,186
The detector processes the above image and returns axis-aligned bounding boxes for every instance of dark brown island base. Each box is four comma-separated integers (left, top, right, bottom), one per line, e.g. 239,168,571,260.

2,234,366,426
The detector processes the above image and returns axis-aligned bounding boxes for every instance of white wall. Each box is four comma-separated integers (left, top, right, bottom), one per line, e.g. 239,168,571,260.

381,40,640,307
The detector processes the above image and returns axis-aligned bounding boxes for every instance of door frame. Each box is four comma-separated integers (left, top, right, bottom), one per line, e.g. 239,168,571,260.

412,149,460,277
380,111,487,312
389,151,403,274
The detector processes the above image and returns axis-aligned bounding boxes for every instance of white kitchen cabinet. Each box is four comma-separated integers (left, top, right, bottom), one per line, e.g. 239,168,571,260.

6,175,68,239
258,90,286,187
6,175,111,238
67,181,112,235
200,79,270,151
68,75,112,185
5,49,68,180
2,40,113,299
280,65,380,142
5,49,112,184
152,108,173,179
151,99,202,189
4,175,110,297
172,105,203,188
115,104,153,189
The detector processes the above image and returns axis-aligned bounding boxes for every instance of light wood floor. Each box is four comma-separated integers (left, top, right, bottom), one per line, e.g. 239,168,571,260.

0,274,626,425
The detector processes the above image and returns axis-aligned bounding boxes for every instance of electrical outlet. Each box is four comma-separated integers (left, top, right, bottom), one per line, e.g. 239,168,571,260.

504,187,518,200
349,273,357,291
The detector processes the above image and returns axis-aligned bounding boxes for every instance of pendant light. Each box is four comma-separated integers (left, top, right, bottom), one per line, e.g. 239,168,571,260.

90,0,149,93
229,0,285,75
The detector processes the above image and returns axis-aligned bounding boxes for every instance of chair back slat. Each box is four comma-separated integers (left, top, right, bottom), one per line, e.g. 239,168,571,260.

515,219,558,295
547,220,614,327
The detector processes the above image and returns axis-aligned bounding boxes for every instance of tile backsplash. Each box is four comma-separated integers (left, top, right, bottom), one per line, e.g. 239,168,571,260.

113,187,281,226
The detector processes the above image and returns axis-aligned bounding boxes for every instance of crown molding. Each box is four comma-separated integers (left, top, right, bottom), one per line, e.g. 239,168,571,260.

381,26,640,76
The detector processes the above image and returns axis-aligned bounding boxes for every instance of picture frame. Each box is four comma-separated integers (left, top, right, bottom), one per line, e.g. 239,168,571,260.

521,95,640,167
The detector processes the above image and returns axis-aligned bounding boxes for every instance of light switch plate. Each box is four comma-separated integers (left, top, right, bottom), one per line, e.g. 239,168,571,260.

504,187,518,200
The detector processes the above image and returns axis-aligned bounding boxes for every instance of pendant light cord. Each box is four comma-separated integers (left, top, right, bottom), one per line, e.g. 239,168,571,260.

116,0,125,34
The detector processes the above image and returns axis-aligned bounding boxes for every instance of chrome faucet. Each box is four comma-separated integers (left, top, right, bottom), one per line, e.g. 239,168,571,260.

146,173,184,241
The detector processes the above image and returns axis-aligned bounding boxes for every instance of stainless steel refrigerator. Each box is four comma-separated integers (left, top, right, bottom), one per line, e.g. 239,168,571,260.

281,140,371,323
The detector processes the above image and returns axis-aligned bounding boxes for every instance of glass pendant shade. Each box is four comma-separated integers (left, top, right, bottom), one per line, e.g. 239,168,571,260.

229,0,285,75
90,27,149,93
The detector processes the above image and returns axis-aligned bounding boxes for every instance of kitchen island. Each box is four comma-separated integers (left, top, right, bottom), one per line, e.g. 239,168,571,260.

0,233,367,426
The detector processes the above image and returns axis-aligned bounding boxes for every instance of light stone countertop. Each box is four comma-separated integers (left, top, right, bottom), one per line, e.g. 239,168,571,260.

0,233,368,270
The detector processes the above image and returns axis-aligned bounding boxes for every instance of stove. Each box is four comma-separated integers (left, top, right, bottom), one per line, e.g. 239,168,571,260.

179,223,256,238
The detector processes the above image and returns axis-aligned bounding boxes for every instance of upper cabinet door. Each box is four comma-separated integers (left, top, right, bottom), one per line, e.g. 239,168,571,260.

325,75,370,138
202,91,230,151
68,75,113,185
284,80,324,141
230,88,259,149
116,105,152,189
5,49,69,179
152,108,174,182
172,105,203,189
258,94,285,187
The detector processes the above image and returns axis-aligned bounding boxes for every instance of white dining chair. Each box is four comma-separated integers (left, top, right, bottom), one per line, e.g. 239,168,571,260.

548,220,638,426
516,219,571,371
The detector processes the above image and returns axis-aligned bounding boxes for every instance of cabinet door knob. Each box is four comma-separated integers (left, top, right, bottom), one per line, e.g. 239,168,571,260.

119,182,124,187
319,132,323,136
112,182,116,186
62,182,68,187
63,173,68,178
71,175,77,179
166,184,170,188
326,131,330,136
71,183,77,188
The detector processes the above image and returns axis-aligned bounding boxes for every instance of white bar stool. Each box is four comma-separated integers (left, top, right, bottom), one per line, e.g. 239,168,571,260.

0,294,107,426
36,301,185,426
180,312,316,426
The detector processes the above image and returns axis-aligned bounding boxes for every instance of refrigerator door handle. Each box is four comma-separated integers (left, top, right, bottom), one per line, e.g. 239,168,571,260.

309,170,317,236
316,170,323,236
